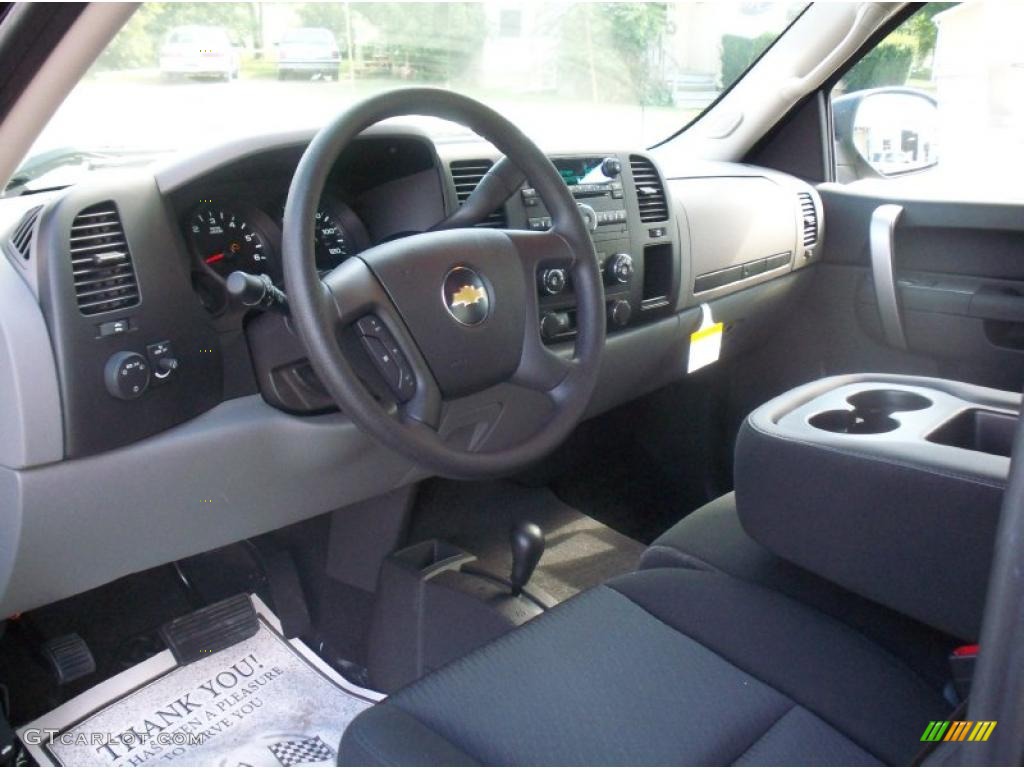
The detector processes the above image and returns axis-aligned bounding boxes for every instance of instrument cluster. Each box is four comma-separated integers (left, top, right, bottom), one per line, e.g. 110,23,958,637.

183,194,369,312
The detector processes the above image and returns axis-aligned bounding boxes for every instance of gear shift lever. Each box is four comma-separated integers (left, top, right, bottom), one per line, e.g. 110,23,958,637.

509,521,545,596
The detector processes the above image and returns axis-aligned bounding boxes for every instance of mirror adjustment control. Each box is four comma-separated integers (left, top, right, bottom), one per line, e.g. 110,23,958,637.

104,351,150,400
146,340,179,383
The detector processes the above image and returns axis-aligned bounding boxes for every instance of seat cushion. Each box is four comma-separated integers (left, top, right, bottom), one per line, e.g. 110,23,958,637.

339,568,949,766
640,492,961,691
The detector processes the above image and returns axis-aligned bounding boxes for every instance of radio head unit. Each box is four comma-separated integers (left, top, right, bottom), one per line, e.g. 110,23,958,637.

523,155,626,232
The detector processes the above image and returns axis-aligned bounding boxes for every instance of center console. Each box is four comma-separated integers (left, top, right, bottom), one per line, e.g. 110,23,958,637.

734,374,1019,639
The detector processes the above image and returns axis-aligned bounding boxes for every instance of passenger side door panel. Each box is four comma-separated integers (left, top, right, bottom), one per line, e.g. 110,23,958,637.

815,186,1024,391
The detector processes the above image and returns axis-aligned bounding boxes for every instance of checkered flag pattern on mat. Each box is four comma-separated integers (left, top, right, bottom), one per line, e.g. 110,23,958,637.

268,735,336,766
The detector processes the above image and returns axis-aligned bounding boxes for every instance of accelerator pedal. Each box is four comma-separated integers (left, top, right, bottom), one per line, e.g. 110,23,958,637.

41,633,95,685
160,593,258,665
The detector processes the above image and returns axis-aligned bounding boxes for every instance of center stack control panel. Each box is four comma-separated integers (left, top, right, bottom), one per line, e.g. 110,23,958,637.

505,153,678,344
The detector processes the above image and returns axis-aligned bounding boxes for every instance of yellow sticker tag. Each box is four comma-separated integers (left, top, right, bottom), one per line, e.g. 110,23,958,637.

688,304,723,373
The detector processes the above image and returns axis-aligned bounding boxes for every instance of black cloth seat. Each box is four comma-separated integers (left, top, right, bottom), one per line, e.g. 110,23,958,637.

339,566,949,766
640,492,961,691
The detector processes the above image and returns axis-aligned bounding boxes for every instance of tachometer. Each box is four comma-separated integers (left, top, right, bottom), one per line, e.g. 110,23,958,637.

189,205,272,278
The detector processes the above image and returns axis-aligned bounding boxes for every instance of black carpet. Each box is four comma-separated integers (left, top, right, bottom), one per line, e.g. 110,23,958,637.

0,565,194,726
408,480,646,602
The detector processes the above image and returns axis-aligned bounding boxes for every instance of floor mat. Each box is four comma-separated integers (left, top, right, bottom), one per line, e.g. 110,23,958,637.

18,596,381,767
409,480,646,602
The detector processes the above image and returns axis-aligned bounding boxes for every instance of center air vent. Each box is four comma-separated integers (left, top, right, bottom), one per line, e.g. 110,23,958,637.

69,202,140,316
629,155,668,223
449,160,507,228
6,205,42,261
798,192,819,247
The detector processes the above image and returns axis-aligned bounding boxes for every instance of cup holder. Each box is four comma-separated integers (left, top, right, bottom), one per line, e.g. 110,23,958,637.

846,389,932,413
809,409,900,434
809,389,933,435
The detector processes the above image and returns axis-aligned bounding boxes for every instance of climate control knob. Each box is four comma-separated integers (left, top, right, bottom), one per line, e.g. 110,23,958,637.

606,253,634,284
538,268,567,296
540,311,571,341
608,299,632,328
104,351,150,400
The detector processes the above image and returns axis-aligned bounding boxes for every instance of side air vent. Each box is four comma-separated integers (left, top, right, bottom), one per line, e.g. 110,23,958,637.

6,205,42,261
629,155,668,223
69,202,140,316
449,160,507,228
798,192,819,247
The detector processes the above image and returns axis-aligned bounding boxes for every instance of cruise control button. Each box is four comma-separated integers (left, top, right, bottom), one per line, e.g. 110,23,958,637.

356,314,416,402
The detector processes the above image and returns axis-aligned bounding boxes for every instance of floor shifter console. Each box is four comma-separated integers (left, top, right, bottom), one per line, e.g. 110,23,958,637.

366,523,553,693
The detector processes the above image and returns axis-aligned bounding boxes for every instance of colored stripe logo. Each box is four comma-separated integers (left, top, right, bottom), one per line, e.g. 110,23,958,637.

921,721,997,742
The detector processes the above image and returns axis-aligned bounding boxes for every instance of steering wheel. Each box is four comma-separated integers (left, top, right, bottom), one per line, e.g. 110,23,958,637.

282,88,605,478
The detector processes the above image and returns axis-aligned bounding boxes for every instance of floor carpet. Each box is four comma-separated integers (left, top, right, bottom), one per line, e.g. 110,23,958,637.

408,479,646,602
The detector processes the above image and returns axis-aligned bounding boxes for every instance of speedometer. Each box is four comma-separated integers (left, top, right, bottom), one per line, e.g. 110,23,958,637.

282,195,368,272
313,207,355,270
189,205,272,278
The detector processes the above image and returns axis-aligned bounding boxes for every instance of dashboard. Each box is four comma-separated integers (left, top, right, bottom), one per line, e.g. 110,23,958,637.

0,122,823,617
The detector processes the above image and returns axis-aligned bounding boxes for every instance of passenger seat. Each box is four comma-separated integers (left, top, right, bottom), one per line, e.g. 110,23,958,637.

640,493,961,694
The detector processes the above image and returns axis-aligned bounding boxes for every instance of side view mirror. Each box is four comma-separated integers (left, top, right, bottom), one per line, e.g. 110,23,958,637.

834,88,938,181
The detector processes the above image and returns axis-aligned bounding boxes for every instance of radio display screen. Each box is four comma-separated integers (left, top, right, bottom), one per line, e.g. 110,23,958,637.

554,157,612,186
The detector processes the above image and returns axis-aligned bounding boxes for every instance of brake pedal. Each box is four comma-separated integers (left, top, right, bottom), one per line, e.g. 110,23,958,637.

160,593,258,665
41,633,95,685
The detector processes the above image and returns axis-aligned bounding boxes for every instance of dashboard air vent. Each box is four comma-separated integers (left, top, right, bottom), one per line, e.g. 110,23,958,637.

7,205,42,261
69,202,140,316
798,192,819,247
629,155,668,223
449,160,507,228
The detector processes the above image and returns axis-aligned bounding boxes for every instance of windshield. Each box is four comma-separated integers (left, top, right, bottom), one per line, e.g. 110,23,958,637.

13,2,804,191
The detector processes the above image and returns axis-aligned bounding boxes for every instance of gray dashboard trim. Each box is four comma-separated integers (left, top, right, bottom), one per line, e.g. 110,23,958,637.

0,394,425,616
0,252,63,468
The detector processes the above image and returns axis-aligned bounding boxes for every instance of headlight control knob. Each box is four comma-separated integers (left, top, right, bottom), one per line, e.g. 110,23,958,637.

104,351,150,400
539,268,567,296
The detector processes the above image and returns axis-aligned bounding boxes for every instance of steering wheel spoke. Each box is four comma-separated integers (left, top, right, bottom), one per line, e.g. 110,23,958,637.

505,229,576,273
512,342,577,399
322,258,443,429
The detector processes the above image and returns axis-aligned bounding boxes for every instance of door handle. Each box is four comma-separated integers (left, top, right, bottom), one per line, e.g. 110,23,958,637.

869,204,907,349
969,286,1024,323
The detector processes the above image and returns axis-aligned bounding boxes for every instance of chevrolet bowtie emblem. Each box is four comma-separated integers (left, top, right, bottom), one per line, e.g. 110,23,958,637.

450,284,486,308
443,267,490,326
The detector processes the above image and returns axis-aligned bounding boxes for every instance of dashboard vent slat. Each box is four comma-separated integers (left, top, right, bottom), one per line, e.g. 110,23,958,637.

69,202,140,316
6,205,42,261
629,155,668,223
798,192,819,247
449,160,508,228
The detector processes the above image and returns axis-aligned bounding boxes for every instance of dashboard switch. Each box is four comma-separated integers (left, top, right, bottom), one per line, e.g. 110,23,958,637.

104,351,150,400
146,341,179,382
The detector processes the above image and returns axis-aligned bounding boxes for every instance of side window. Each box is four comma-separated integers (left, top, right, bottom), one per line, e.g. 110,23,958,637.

830,2,1024,189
